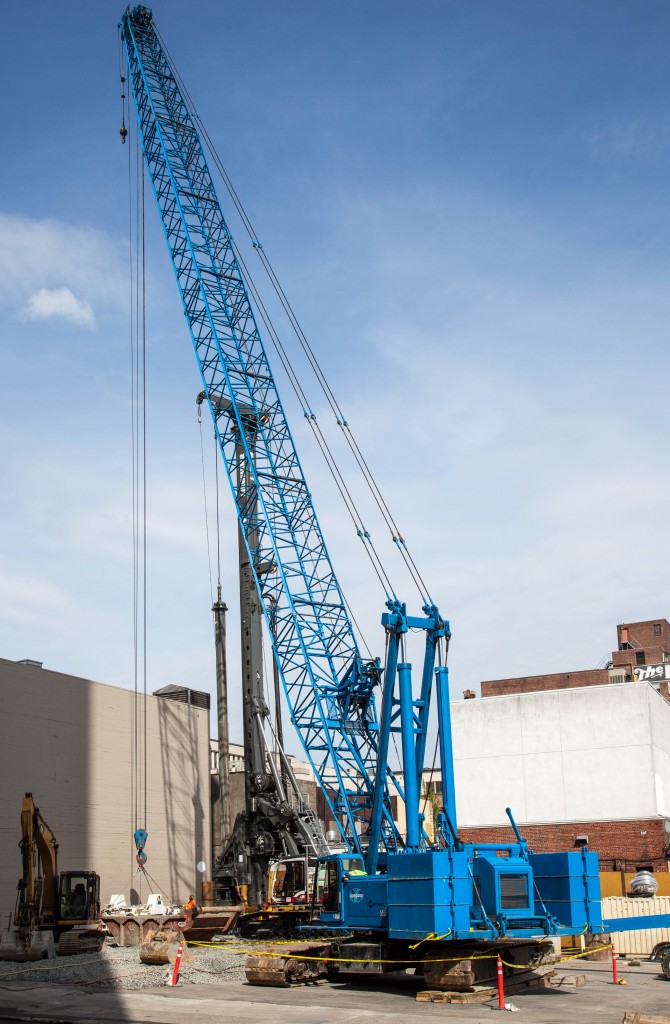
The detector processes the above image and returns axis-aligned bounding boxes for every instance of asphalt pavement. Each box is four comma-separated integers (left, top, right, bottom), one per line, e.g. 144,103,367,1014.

0,959,667,1024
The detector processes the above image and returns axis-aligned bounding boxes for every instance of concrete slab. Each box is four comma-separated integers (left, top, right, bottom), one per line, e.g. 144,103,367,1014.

0,959,667,1024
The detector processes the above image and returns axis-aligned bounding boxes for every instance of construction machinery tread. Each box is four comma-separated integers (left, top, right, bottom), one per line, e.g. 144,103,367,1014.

245,935,557,990
245,940,335,986
57,930,105,956
422,938,555,991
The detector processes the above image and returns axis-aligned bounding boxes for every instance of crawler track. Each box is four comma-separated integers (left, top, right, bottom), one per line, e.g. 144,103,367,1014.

245,936,556,990
57,930,105,956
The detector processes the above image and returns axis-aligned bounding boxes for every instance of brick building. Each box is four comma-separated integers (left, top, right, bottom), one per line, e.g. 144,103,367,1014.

481,618,670,702
466,619,670,887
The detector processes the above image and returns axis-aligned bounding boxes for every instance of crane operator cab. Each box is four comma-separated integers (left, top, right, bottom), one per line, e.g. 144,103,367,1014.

313,855,389,931
58,872,100,923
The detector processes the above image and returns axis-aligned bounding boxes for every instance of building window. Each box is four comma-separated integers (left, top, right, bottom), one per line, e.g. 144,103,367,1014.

636,651,646,666
654,624,662,637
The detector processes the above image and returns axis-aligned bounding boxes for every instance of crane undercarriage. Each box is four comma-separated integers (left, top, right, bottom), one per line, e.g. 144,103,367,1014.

244,936,557,992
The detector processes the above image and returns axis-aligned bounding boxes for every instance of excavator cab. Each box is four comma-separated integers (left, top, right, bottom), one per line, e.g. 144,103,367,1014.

58,872,100,923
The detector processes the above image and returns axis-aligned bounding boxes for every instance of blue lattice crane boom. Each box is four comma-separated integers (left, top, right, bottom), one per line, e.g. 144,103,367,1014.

121,5,670,987
120,5,402,857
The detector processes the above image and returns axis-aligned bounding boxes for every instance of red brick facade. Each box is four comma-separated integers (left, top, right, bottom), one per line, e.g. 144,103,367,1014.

481,668,608,698
458,818,670,872
481,618,670,700
614,619,670,673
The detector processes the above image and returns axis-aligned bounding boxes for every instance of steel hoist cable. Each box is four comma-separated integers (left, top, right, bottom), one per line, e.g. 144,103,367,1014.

122,44,149,891
122,7,408,850
154,26,431,608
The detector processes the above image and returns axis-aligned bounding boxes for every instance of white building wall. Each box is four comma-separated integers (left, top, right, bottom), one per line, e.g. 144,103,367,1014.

451,682,670,827
650,703,670,819
0,659,211,922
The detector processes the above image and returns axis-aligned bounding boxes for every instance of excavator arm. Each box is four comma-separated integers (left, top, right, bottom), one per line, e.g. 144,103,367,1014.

18,793,59,929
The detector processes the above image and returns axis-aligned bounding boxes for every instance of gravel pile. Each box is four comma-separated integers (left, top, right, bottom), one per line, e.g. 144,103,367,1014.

0,938,248,991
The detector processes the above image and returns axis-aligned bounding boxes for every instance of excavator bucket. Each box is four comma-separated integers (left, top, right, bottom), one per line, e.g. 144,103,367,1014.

139,924,180,965
0,929,56,962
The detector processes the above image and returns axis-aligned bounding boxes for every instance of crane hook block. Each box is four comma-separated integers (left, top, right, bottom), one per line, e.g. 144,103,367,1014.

134,828,148,853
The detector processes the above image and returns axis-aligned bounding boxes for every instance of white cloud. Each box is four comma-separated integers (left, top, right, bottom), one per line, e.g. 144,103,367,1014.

0,213,126,313
0,567,77,629
21,287,95,329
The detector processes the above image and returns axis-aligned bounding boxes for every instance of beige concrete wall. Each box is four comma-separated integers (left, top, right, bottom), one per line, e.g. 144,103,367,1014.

0,658,211,923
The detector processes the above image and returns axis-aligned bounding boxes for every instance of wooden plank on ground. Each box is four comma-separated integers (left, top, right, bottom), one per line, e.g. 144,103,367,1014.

621,1014,670,1024
417,970,557,1003
547,973,586,988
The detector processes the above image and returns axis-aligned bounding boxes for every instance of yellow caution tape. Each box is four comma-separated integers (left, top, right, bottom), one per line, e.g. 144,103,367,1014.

409,931,452,950
188,938,613,969
0,938,614,979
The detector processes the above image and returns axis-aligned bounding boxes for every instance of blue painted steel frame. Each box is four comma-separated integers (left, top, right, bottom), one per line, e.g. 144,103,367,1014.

366,601,446,873
120,4,402,852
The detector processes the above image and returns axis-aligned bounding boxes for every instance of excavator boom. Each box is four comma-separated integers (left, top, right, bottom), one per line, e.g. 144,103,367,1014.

0,794,103,962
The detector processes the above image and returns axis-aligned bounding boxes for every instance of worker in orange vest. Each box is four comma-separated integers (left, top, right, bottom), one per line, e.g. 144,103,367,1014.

182,893,196,910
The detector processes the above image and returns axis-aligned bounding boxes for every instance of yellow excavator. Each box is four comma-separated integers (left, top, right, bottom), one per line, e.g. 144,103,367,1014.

0,793,104,961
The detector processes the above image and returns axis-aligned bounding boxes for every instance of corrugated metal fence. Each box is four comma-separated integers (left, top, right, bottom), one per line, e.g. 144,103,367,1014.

603,896,670,956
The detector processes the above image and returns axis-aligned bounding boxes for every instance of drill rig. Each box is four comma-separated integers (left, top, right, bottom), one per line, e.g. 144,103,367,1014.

209,467,330,936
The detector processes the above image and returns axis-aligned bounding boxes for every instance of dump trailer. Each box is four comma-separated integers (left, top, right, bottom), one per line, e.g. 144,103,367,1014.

0,794,104,961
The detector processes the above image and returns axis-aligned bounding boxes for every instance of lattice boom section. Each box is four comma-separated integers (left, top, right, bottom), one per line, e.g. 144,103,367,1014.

122,6,401,849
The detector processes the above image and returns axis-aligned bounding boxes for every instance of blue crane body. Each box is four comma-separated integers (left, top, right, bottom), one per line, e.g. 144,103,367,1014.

120,5,667,963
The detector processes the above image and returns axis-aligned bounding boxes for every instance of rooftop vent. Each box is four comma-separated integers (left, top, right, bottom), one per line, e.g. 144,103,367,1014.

153,684,210,710
17,659,43,668
629,870,659,898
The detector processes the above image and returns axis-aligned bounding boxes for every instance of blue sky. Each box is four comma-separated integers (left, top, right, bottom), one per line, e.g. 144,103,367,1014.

0,1,668,749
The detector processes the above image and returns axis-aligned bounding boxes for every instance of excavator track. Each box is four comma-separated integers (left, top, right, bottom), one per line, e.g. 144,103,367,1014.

57,930,105,956
421,938,555,991
245,940,335,986
245,936,557,990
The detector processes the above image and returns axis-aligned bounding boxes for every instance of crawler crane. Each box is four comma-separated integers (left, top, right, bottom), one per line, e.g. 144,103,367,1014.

120,5,670,990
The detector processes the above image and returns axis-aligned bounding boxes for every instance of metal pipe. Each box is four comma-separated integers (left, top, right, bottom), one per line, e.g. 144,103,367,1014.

435,666,458,835
268,600,290,799
505,807,524,845
399,663,420,851
213,589,231,843
366,628,401,874
263,712,303,808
